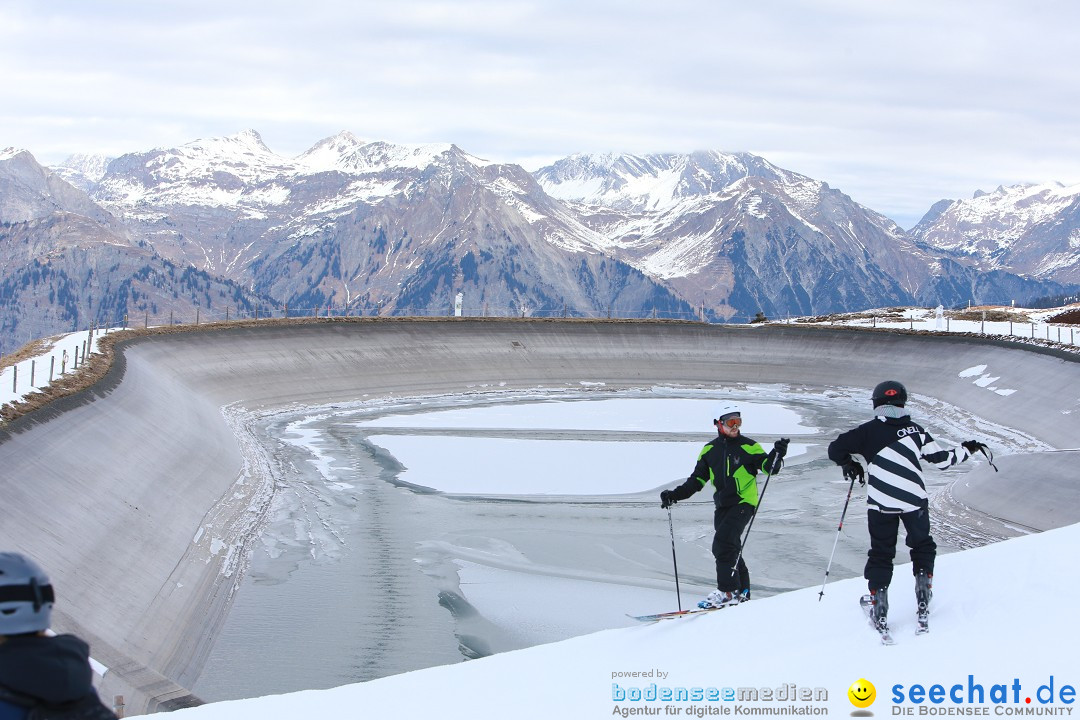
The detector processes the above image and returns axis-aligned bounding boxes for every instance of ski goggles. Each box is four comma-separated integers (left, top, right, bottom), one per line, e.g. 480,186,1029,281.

718,414,742,429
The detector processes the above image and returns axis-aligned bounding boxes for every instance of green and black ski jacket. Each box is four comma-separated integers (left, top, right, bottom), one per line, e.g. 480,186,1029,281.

668,433,776,508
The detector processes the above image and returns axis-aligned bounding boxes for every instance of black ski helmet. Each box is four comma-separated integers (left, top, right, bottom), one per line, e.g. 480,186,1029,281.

872,380,907,408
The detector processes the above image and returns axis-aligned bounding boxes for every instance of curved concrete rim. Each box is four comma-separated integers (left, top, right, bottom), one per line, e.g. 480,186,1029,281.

0,319,1077,711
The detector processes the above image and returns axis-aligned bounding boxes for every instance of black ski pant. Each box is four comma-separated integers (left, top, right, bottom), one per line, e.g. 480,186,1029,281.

864,507,936,591
712,502,754,593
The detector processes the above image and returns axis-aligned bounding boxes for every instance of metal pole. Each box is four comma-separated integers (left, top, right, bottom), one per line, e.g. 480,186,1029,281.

667,507,682,612
818,474,858,601
732,465,776,575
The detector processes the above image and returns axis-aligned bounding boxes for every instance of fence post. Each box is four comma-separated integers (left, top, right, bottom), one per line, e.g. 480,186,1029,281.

11,365,16,393
144,311,149,329
30,359,35,387
226,306,230,322
196,308,200,326
114,695,125,718
50,356,55,382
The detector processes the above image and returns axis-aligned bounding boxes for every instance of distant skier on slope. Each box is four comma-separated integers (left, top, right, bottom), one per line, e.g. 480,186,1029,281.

659,405,788,609
827,380,988,636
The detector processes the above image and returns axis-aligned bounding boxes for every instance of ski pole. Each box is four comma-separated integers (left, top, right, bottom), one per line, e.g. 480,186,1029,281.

731,467,774,574
731,441,786,574
818,473,857,601
668,506,683,612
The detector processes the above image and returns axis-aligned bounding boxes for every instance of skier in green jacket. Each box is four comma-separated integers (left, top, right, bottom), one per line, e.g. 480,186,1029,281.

660,405,788,608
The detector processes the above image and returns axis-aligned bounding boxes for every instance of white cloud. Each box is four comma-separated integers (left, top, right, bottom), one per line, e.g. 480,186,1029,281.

2,0,1078,228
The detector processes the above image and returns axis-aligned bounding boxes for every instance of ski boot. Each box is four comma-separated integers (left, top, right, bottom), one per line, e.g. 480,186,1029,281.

915,571,932,634
859,587,893,643
870,586,889,633
698,589,740,609
738,588,751,603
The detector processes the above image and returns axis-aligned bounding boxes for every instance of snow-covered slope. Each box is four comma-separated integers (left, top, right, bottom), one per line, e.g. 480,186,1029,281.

171,520,1080,718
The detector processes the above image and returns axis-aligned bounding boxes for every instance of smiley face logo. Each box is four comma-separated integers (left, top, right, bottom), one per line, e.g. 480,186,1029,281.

848,678,876,708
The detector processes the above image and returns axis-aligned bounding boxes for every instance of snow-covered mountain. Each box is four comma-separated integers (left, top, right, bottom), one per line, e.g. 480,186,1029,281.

535,152,1068,318
912,182,1080,284
1,130,1077,350
0,148,268,346
81,130,689,319
50,152,114,191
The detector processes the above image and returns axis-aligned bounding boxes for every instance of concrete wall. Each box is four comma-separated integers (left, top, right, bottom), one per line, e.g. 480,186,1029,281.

1,319,1076,710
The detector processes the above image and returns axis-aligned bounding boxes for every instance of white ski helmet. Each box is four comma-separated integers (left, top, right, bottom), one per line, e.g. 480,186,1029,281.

0,552,54,635
715,404,741,422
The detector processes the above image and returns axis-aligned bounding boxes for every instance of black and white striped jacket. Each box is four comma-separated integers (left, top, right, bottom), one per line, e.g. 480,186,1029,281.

828,414,972,514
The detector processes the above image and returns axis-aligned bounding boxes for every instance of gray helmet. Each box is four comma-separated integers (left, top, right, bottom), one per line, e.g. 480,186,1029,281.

0,552,54,635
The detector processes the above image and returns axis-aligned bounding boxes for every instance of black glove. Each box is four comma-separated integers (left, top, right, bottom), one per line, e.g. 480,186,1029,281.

772,438,790,458
660,490,676,509
765,450,783,475
962,440,998,471
842,460,865,486
962,440,988,455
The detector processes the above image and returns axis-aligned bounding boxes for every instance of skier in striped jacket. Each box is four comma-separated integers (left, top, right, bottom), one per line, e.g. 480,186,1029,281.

827,380,987,632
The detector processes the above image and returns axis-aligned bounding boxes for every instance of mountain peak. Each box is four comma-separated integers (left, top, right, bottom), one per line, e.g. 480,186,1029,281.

297,131,370,172
534,150,785,213
166,129,280,165
0,146,34,163
55,153,114,184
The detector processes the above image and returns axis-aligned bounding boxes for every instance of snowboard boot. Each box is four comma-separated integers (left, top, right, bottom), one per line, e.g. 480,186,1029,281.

698,589,740,609
738,588,751,603
870,586,889,632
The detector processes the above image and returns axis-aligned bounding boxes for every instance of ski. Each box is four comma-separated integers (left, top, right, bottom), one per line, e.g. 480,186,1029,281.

860,595,895,645
916,611,929,635
628,606,730,622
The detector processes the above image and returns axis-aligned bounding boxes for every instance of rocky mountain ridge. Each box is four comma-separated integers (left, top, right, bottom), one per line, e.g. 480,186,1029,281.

1,130,1076,350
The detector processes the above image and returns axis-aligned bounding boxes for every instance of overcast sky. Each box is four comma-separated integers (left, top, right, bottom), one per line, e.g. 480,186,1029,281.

2,0,1077,228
